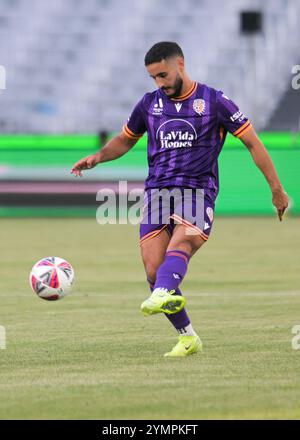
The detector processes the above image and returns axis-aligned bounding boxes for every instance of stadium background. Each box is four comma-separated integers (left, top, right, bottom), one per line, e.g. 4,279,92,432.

1,0,300,420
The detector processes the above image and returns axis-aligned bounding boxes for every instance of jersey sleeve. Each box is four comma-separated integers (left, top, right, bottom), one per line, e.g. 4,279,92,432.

217,91,252,138
123,99,147,140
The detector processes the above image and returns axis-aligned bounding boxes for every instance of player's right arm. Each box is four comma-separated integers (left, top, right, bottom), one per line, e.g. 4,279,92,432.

71,98,146,177
70,131,138,177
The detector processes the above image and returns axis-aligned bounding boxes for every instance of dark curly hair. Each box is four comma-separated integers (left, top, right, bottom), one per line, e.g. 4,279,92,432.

144,42,184,66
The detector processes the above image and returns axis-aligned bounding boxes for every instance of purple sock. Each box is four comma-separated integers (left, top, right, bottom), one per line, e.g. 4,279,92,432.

154,250,190,291
147,270,191,331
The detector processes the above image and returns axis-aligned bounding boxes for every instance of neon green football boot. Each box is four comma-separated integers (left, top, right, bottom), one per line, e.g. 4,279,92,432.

141,287,186,316
164,335,203,357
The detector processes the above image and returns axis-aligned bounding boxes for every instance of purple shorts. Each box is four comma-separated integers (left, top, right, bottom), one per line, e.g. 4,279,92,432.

140,187,216,245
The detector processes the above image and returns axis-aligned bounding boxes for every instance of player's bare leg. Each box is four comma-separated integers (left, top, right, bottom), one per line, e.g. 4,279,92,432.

140,224,205,356
166,224,206,256
146,224,205,356
151,223,206,299
140,228,186,315
140,228,170,289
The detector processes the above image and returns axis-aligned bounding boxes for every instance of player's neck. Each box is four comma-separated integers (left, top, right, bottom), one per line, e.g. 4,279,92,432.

179,77,195,97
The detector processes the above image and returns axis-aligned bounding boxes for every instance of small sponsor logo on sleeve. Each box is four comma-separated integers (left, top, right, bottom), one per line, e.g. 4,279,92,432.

230,110,245,122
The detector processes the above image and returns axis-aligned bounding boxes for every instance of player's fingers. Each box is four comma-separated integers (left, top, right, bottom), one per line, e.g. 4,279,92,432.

71,159,89,173
281,206,287,218
277,208,283,221
70,167,83,177
71,155,96,176
71,162,82,172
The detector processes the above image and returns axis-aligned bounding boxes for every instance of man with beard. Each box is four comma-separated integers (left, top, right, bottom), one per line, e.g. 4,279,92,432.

71,42,288,357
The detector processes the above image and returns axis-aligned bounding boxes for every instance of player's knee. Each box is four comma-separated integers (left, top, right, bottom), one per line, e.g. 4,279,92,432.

189,238,204,253
144,262,158,284
182,233,206,254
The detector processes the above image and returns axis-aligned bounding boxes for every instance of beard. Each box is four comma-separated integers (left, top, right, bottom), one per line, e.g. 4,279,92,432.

162,75,183,98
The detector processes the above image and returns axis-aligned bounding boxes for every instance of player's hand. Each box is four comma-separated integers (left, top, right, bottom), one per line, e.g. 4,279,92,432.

70,153,100,177
272,187,289,221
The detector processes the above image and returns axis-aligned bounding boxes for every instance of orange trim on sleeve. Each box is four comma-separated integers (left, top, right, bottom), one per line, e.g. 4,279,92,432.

232,120,251,137
123,124,144,140
235,122,252,138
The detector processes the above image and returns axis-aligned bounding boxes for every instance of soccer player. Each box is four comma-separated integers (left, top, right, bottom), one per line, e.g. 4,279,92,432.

71,42,289,357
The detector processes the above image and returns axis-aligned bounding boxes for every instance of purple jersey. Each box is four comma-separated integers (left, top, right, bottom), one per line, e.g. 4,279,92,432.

123,82,251,195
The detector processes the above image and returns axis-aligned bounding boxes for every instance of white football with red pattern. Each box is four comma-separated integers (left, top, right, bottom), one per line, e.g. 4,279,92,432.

30,257,74,301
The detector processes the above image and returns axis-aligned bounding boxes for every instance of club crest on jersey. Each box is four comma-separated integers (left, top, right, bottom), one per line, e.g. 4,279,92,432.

193,99,205,116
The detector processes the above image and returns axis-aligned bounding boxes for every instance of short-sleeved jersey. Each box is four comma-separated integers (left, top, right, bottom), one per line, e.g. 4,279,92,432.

123,82,252,195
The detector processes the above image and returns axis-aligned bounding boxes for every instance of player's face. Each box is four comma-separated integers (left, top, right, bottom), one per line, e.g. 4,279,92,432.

147,57,184,98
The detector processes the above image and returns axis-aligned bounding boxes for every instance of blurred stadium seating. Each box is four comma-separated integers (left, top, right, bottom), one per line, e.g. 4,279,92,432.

0,0,299,132
0,0,299,217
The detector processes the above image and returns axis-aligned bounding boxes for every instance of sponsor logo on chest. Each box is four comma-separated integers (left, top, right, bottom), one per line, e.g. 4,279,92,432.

156,119,197,149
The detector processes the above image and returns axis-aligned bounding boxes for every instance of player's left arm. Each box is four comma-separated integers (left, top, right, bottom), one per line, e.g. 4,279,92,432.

239,126,289,221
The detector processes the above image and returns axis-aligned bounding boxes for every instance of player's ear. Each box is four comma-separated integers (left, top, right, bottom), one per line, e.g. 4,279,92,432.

176,56,185,72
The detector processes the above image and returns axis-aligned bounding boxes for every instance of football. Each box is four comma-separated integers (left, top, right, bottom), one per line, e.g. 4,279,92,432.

29,257,74,301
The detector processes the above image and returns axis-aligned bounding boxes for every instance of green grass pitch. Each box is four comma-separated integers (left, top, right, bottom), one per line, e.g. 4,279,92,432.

0,217,300,420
